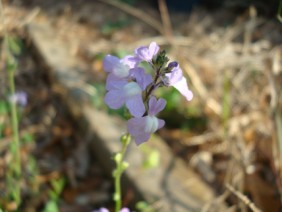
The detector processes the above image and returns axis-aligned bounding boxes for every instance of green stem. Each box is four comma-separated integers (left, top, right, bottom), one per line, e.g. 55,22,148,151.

1,0,21,206
113,134,131,212
5,37,21,206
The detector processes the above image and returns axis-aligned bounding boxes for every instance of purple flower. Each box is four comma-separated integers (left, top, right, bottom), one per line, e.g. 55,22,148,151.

168,61,178,69
92,208,109,212
105,81,145,117
92,208,130,212
120,208,130,212
135,42,159,62
121,55,141,68
9,91,28,106
127,96,166,145
103,55,134,78
164,65,193,101
130,67,153,90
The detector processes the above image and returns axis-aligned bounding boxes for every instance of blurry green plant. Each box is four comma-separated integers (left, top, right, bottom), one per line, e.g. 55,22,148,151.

43,177,66,212
90,83,106,109
136,201,156,212
101,18,131,36
2,34,23,209
118,0,137,6
140,144,160,169
0,100,8,138
156,87,207,131
278,0,282,22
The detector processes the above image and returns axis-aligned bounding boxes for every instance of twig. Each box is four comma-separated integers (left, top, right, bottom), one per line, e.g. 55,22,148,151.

181,131,222,146
181,60,222,116
18,7,40,28
96,0,163,34
157,0,173,44
133,35,193,47
225,183,262,212
265,50,282,204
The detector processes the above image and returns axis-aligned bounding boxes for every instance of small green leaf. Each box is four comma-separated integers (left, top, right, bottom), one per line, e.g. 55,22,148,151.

0,101,8,115
43,200,59,212
7,36,22,55
143,150,160,169
21,132,34,144
136,201,156,212
50,177,65,196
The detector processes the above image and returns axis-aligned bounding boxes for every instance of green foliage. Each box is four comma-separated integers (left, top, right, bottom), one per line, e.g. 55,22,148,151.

7,36,23,56
101,19,131,35
140,144,160,169
0,100,8,115
118,0,137,6
158,87,181,112
90,83,106,109
156,87,207,131
0,100,8,138
21,132,34,144
49,177,66,200
277,0,282,22
136,201,156,212
43,200,59,212
153,50,169,70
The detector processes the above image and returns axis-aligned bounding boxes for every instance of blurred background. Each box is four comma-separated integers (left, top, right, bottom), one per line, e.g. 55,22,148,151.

0,0,281,211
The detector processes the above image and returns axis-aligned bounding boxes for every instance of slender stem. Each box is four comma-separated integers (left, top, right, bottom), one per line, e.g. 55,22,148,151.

0,0,21,206
7,44,21,206
114,134,131,212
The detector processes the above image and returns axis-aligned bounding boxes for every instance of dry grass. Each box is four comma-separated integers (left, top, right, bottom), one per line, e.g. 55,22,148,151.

1,0,282,211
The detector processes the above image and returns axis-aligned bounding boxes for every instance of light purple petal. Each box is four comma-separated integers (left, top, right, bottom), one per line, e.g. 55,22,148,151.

106,74,127,90
165,65,183,85
172,77,193,101
127,116,164,145
158,119,165,129
104,90,125,109
125,94,145,117
121,55,141,68
127,117,146,135
92,207,109,212
148,42,159,58
103,55,120,73
123,82,142,98
135,42,159,62
127,117,151,145
130,68,153,90
103,55,130,78
10,91,28,106
120,208,130,212
148,96,166,115
113,63,130,78
135,46,148,61
134,133,151,145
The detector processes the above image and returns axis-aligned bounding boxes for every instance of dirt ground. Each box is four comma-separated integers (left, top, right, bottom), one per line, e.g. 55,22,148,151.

1,0,282,211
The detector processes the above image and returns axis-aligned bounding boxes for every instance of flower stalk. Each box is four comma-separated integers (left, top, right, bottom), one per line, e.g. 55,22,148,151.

113,134,131,212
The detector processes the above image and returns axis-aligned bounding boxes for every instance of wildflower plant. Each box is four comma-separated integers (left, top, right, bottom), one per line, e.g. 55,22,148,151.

103,42,193,211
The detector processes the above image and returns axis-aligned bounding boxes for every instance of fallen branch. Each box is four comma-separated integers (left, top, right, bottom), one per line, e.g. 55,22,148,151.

225,183,262,212
97,0,163,34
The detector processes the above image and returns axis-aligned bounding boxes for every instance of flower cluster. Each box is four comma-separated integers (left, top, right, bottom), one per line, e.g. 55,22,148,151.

93,207,129,212
104,42,193,145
